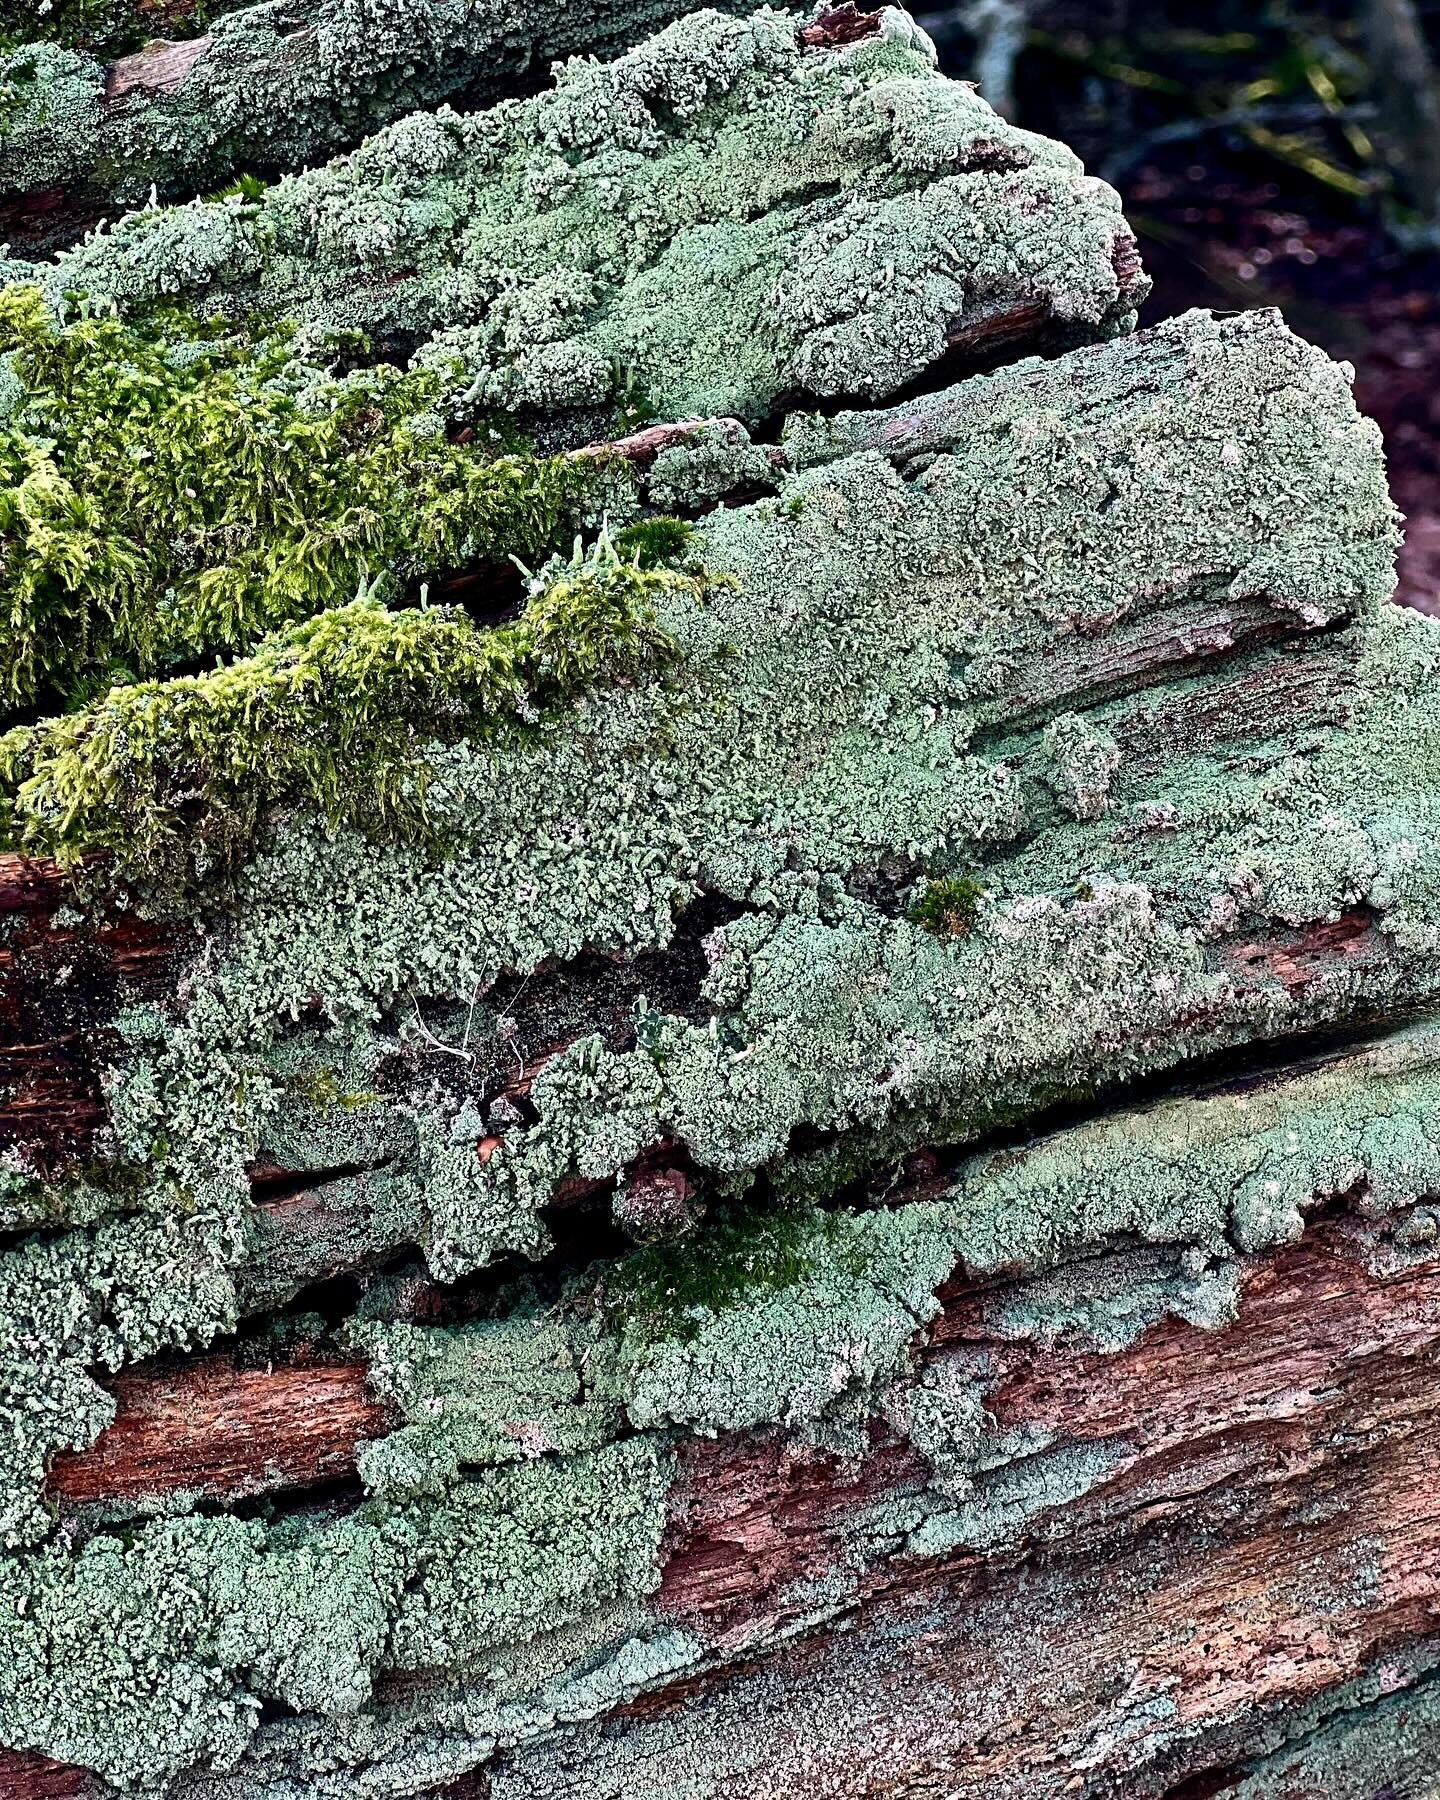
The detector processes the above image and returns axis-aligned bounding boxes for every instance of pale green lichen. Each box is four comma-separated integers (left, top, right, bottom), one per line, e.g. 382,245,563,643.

29,7,1144,422
64,307,1413,1283
1042,709,1121,821
0,0,760,223
948,1019,1440,1272
1211,1661,1440,1797
986,1243,1242,1349
345,1308,623,1498
10,1015,1440,1790
0,1435,673,1791
0,302,1432,1796
610,1201,956,1444
0,1178,247,1549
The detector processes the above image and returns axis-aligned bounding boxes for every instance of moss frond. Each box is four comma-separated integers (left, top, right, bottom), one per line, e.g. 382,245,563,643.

604,1204,867,1344
0,535,695,891
0,285,602,716
612,516,693,569
908,875,987,938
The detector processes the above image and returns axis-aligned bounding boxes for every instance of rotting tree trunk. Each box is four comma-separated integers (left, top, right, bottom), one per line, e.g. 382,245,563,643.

8,1183,1440,1798
0,0,766,241
2,6,1440,1799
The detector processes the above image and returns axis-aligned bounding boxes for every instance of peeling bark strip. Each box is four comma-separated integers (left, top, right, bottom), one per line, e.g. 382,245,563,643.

104,33,208,101
44,1351,387,1505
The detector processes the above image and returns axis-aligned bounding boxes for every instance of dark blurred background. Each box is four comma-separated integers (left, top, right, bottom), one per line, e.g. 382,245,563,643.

918,0,1440,612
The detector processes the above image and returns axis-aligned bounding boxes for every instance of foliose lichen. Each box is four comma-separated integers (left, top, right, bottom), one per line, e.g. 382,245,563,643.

24,6,1145,422
0,293,1430,1796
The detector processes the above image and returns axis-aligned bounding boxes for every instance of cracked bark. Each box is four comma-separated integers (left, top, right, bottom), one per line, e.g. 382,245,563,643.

8,1203,1440,1797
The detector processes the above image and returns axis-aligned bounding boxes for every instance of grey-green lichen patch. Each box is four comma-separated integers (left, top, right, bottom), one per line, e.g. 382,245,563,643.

178,1603,707,1800
890,1434,1130,1558
1211,1660,1440,1799
0,0,763,224
986,1242,1242,1349
0,1434,673,1793
610,1201,956,1444
383,1436,673,1671
0,1177,247,1548
9,1018,1440,1790
978,605,1440,950
345,1308,623,1498
32,7,1144,422
947,1018,1440,1274
1043,710,1121,820
56,306,1412,1298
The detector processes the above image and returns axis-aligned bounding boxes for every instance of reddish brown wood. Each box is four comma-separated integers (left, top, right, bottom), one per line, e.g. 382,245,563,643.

10,1202,1440,1796
0,1751,96,1800
799,3,885,49
45,1350,387,1505
1222,906,1384,995
570,1375,1440,1797
0,855,183,1171
656,1210,1440,1650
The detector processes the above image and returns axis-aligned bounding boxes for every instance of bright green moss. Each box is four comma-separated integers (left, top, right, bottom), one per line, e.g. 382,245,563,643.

908,874,986,938
0,285,606,716
0,0,211,60
0,534,693,887
612,514,693,569
604,1203,854,1344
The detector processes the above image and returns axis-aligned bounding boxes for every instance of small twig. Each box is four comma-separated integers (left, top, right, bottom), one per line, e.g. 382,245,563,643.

408,999,474,1061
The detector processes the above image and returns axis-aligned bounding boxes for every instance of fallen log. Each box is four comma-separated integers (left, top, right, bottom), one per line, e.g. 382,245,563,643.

10,1169,1440,1796
0,0,762,232
2,8,1439,1797
15,5,1145,425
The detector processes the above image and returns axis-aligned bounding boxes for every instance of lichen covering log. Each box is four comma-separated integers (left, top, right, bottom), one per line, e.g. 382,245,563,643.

0,5,1438,1798
0,0,761,228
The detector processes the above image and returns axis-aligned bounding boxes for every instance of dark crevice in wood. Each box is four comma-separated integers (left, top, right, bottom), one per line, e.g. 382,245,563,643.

1159,1768,1248,1798
247,1160,384,1203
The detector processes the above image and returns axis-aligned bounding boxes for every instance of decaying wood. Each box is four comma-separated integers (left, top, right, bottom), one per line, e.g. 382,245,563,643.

9,1197,1440,1798
0,9,1432,1793
0,854,183,1169
44,1349,387,1506
104,34,209,102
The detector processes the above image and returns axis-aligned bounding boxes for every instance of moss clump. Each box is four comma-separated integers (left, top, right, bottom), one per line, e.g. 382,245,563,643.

0,285,602,715
612,515,693,569
0,534,694,887
908,875,986,938
604,1204,869,1345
